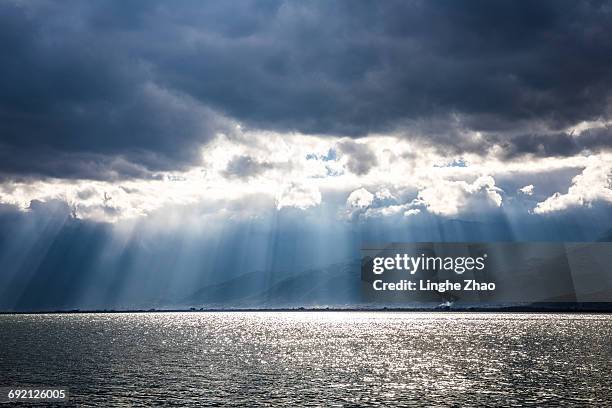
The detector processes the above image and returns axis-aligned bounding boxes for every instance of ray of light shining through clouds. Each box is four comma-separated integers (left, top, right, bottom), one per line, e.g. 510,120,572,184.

0,0,611,311
2,2,612,407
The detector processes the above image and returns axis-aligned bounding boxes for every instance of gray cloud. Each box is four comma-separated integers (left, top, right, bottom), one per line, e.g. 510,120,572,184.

1,0,612,179
489,126,612,158
155,0,612,136
337,140,378,175
223,155,273,179
0,2,234,180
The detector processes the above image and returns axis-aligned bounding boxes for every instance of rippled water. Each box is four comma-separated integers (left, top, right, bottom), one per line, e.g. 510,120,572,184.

0,312,611,406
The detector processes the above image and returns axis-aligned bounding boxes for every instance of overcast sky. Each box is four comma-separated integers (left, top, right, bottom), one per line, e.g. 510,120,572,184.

1,1,612,309
1,0,611,220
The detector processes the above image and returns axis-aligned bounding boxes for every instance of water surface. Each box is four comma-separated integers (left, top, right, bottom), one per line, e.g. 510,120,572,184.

0,312,610,406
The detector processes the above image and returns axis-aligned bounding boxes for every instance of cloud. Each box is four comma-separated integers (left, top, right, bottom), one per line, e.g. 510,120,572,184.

1,131,612,223
2,0,612,182
490,125,612,159
518,185,534,195
337,140,378,175
534,158,612,214
275,182,321,210
404,208,421,217
171,0,612,137
374,188,396,201
0,3,235,179
346,188,375,209
223,155,273,179
345,187,419,220
417,176,503,217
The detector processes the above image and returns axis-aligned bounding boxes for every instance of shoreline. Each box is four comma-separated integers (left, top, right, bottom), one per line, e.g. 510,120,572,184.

2,304,612,315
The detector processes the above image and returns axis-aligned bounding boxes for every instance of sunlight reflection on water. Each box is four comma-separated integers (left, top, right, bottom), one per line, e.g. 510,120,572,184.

0,312,611,406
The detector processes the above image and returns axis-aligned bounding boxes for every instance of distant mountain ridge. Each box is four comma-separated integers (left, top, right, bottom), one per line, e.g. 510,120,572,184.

186,261,361,308
186,240,612,310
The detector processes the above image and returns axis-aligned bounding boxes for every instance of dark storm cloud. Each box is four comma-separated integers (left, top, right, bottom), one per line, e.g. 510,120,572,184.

152,0,612,135
489,126,612,158
0,1,234,180
1,0,612,179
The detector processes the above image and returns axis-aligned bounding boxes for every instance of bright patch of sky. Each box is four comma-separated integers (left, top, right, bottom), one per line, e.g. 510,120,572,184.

1,129,611,223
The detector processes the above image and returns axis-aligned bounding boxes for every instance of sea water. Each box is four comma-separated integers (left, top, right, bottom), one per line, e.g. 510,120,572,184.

0,312,610,406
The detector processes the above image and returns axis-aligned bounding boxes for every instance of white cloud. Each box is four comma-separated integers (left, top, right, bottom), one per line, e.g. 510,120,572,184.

275,182,321,210
534,158,612,214
518,184,534,195
404,208,421,217
417,175,503,217
0,129,609,222
346,188,375,209
346,188,419,219
375,188,396,201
